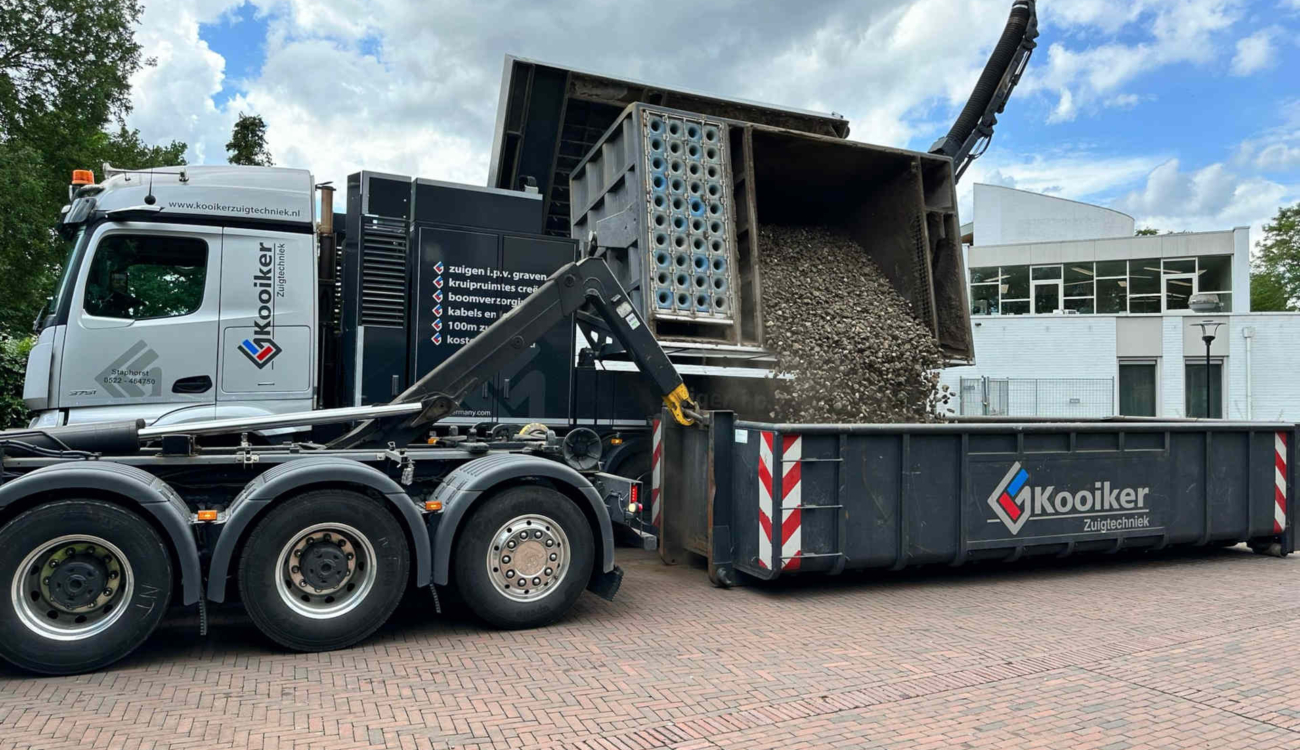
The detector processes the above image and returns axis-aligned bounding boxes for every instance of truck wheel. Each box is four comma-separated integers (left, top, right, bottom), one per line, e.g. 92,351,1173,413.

0,500,173,675
454,485,594,629
238,490,409,652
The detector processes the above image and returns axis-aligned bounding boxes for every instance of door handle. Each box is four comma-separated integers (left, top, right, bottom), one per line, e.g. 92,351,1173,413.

172,375,212,394
503,377,511,398
482,382,489,399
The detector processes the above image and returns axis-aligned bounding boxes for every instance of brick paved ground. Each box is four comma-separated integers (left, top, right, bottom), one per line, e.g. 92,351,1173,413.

1,546,1298,750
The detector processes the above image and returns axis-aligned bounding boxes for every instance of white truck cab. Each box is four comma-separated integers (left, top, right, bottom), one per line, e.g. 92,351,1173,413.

26,165,319,428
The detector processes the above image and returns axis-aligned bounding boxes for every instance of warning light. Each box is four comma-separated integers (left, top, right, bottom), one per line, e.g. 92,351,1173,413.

425,500,444,512
609,437,624,446
71,169,94,186
630,483,639,506
196,510,218,522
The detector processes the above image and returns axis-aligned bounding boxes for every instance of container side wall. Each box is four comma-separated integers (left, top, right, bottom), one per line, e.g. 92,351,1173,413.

712,421,1296,580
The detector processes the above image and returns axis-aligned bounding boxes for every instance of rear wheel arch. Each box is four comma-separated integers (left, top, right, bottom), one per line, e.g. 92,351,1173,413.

444,477,607,587
205,458,430,603
0,463,200,606
429,456,614,587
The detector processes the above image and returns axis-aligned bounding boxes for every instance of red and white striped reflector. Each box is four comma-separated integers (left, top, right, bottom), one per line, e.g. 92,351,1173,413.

1275,431,1288,535
650,419,663,528
758,432,804,571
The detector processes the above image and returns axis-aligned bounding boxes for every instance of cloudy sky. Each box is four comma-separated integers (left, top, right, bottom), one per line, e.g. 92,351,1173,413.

125,0,1300,239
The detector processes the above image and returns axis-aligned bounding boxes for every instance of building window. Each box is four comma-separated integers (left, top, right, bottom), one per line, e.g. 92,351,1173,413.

1184,360,1223,418
84,234,209,320
1063,262,1094,314
1128,258,1161,314
1031,265,1062,314
1096,277,1127,313
967,254,1234,316
1118,361,1157,416
1195,254,1232,312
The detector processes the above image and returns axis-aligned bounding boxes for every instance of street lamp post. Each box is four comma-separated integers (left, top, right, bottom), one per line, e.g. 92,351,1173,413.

1193,320,1222,418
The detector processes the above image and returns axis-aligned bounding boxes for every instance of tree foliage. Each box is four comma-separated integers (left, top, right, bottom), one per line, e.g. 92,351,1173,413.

227,112,274,166
1135,227,1160,236
1251,202,1300,312
0,141,56,330
0,334,34,428
0,0,147,140
0,0,186,335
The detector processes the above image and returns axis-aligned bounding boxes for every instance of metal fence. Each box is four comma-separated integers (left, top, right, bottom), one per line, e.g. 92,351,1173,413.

959,377,1115,417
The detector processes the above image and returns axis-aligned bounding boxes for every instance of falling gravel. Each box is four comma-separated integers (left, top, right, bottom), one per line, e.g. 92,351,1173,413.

759,225,951,423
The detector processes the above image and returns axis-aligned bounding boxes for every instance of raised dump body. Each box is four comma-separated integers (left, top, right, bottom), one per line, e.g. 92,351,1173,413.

657,412,1295,585
569,104,972,361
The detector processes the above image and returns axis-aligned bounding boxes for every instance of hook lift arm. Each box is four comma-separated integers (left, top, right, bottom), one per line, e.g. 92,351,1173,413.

330,241,699,449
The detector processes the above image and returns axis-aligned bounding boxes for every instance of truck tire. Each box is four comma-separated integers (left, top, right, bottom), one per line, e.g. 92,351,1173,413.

454,485,594,629
0,500,173,675
238,489,409,652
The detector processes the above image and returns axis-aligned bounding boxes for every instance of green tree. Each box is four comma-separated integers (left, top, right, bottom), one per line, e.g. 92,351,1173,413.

1135,227,1160,236
0,334,34,428
226,112,273,166
0,0,147,140
0,142,56,330
0,0,186,335
92,126,188,170
1251,202,1300,312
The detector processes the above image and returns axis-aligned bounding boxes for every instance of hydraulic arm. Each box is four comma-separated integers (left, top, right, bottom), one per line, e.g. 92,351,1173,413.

330,249,698,449
930,0,1038,181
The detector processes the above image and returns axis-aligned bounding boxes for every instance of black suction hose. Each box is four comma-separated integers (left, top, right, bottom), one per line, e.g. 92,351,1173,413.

931,0,1034,159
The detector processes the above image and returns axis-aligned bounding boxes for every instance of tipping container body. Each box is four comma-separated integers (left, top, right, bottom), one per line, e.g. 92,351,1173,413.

570,104,973,362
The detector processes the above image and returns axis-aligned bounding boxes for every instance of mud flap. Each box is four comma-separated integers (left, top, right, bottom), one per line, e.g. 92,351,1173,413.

587,565,624,601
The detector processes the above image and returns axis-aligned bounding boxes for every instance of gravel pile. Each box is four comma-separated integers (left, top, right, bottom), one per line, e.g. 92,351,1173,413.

758,224,951,423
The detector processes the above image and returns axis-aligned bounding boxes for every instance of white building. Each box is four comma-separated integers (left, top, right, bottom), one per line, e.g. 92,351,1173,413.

942,184,1300,421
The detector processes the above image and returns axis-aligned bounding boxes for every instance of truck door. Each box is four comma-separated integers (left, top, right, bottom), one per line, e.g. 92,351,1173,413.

216,228,315,410
58,223,222,422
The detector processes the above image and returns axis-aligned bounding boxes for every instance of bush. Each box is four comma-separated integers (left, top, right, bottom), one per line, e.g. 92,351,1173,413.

0,335,34,429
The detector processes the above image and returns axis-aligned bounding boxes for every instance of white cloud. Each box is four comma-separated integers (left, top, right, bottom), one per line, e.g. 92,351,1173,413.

1029,0,1244,121
126,0,245,164
957,150,1166,220
1234,100,1300,172
124,0,1032,192
117,0,1297,242
1113,158,1294,236
1230,28,1280,75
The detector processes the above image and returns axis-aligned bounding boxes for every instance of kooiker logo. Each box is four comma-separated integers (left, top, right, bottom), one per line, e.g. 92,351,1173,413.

239,338,282,368
987,461,1152,535
240,240,284,369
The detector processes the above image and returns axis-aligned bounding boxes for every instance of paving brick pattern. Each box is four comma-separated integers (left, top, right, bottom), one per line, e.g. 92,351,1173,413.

1,547,1298,749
